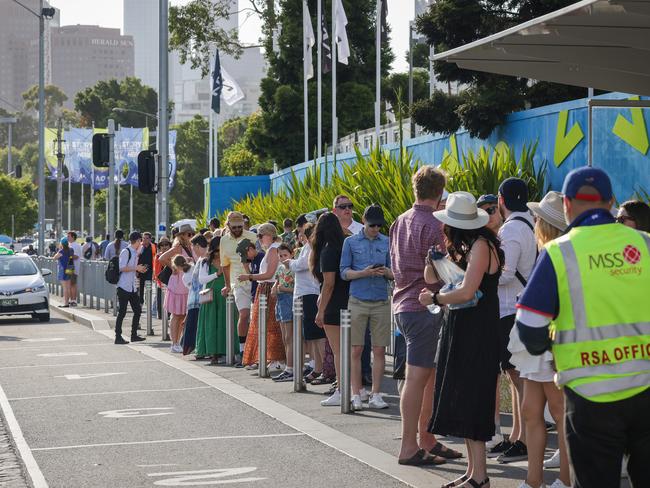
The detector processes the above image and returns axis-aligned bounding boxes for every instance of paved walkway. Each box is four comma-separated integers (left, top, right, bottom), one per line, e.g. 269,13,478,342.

0,300,630,487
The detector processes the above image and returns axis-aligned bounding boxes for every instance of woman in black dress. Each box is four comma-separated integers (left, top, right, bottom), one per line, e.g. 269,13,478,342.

419,192,504,488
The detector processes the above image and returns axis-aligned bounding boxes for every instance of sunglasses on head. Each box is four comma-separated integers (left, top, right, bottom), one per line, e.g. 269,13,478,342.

484,206,498,215
336,203,353,210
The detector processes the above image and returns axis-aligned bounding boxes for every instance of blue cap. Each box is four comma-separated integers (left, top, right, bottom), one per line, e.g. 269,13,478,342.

562,166,612,202
477,194,498,207
498,178,529,212
60,237,68,245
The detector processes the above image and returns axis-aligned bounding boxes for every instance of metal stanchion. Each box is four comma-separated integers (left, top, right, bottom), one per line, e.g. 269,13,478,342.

96,263,101,310
258,294,268,378
293,297,305,392
225,293,235,366
161,284,170,341
145,280,153,336
112,288,118,317
340,309,352,414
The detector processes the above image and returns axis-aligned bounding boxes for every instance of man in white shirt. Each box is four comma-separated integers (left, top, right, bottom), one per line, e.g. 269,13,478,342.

66,231,83,306
333,195,363,235
115,232,148,345
490,177,537,463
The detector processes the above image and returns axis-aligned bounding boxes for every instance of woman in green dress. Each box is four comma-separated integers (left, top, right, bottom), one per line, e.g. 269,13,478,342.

196,236,231,363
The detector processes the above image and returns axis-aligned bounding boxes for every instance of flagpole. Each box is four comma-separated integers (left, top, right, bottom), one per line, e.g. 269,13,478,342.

332,0,337,162
303,0,309,164
317,0,322,160
209,85,214,179
375,0,381,148
214,112,218,177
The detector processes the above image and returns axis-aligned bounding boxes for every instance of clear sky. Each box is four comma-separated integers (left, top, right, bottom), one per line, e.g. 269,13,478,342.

47,0,415,73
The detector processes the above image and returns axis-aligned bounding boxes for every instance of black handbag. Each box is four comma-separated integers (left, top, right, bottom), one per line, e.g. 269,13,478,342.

157,266,172,285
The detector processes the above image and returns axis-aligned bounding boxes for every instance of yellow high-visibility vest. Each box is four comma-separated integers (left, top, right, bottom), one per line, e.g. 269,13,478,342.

546,223,650,402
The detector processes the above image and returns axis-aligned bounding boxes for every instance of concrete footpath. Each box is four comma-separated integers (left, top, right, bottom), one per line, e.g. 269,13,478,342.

0,299,607,488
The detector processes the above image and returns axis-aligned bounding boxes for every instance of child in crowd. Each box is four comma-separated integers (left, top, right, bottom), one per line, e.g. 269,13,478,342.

272,244,295,382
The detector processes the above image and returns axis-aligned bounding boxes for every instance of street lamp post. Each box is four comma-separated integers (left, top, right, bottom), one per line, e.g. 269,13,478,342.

158,0,169,241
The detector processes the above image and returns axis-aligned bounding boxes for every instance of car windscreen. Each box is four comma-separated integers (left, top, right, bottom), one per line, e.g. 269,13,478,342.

0,256,38,276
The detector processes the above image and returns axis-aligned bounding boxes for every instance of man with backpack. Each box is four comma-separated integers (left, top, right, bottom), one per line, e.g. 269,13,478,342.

82,236,100,260
107,231,148,345
488,177,538,463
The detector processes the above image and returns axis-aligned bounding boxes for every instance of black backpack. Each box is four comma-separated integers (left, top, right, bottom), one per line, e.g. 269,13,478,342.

105,248,131,284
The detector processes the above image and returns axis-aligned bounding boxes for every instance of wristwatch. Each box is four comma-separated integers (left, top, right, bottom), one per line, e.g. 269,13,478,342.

248,275,253,281
431,291,441,306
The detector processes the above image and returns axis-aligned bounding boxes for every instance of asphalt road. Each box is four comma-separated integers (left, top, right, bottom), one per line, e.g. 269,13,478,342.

0,312,414,488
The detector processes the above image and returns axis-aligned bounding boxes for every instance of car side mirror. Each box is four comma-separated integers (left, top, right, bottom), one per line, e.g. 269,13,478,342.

41,269,52,277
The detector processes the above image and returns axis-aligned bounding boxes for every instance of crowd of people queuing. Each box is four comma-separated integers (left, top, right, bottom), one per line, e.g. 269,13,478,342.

51,164,650,488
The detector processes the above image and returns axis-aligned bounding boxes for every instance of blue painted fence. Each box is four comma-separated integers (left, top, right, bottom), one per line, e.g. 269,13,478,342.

205,92,650,217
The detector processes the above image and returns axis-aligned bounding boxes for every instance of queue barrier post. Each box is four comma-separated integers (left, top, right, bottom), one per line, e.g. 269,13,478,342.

225,293,235,366
258,294,268,378
145,280,153,336
340,309,352,414
112,288,118,317
293,296,305,392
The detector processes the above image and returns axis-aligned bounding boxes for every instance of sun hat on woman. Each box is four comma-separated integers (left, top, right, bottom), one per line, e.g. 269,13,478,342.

433,191,489,230
527,191,567,232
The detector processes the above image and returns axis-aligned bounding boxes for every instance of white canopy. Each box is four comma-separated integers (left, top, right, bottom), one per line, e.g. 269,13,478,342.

433,0,650,96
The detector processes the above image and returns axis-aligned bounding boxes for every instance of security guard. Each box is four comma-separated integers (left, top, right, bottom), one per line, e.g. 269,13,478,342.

516,166,650,488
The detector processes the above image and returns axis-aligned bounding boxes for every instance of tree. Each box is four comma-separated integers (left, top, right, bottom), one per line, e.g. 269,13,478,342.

414,0,586,138
172,115,209,219
382,71,430,112
0,174,38,236
409,43,430,69
169,0,244,78
74,77,158,129
222,141,271,176
0,109,38,149
21,85,75,127
252,0,394,168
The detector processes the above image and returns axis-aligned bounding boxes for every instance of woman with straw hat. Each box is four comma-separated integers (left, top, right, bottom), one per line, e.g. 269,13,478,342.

509,191,571,488
418,191,505,488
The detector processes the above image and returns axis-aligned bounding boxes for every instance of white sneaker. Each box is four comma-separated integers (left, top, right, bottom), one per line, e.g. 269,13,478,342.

268,360,283,371
368,393,389,409
544,449,561,469
170,344,182,353
517,483,544,488
320,389,341,406
621,456,629,478
486,433,504,450
351,394,362,411
549,480,569,488
359,388,370,402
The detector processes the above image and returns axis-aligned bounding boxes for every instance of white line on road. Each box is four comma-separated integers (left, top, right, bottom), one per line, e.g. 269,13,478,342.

9,386,211,401
36,352,87,358
0,383,48,488
0,359,156,370
0,342,112,351
21,338,65,343
31,433,305,452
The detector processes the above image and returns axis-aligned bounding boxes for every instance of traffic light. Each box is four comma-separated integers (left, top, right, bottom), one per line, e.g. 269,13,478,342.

92,134,110,167
137,150,157,194
14,164,21,178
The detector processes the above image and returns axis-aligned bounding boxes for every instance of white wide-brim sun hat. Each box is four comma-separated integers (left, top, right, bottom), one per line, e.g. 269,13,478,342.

527,191,567,232
433,191,489,230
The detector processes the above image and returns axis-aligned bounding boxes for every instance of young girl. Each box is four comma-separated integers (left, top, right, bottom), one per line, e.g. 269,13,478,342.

166,254,191,353
54,238,74,307
272,244,295,382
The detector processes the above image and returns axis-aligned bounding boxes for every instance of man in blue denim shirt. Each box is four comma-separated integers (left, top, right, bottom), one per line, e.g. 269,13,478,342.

340,204,394,410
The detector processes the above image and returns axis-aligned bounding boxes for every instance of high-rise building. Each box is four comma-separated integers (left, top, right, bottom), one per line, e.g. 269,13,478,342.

51,25,134,107
123,0,159,90
0,0,57,112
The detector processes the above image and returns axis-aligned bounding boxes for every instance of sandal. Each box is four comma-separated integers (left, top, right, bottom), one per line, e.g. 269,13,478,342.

304,371,321,383
441,475,467,488
311,374,334,386
463,478,489,488
398,448,446,466
430,442,463,459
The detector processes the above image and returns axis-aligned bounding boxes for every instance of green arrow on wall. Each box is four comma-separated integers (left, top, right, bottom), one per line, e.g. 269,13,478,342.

554,110,584,167
612,96,649,155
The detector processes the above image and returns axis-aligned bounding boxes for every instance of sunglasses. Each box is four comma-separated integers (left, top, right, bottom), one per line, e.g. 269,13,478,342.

616,216,635,224
230,225,243,230
367,223,382,228
336,204,354,210
484,206,498,215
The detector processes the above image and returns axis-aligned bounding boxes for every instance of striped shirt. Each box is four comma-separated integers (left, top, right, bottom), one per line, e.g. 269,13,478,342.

389,204,445,313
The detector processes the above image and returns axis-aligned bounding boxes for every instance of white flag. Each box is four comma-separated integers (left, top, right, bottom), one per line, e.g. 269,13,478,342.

335,0,350,65
303,2,315,79
221,67,245,106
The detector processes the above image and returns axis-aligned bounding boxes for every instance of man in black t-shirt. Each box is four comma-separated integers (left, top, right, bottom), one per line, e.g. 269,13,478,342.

137,232,156,304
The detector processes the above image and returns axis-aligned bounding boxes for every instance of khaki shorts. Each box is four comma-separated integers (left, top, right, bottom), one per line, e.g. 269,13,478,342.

233,283,252,311
349,296,391,347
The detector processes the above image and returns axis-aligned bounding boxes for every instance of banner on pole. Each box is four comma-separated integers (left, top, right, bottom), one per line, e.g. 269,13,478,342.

168,130,177,190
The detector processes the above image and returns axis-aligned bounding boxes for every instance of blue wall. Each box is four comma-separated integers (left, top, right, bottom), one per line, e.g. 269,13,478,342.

204,175,271,217
206,92,650,217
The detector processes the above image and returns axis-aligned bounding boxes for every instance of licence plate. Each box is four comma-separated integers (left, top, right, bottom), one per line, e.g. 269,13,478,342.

0,299,18,306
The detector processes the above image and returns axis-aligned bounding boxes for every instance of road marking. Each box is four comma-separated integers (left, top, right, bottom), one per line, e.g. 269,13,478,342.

31,433,305,451
124,340,448,488
148,467,265,486
37,352,87,358
0,359,155,370
54,372,127,380
9,386,210,401
98,407,175,418
137,464,180,468
0,342,112,351
0,384,48,488
21,337,65,343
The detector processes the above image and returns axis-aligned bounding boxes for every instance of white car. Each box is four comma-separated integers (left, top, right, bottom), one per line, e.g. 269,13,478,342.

0,253,51,322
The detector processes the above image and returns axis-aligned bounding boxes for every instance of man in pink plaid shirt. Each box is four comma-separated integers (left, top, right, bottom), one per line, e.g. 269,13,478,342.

390,166,462,465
